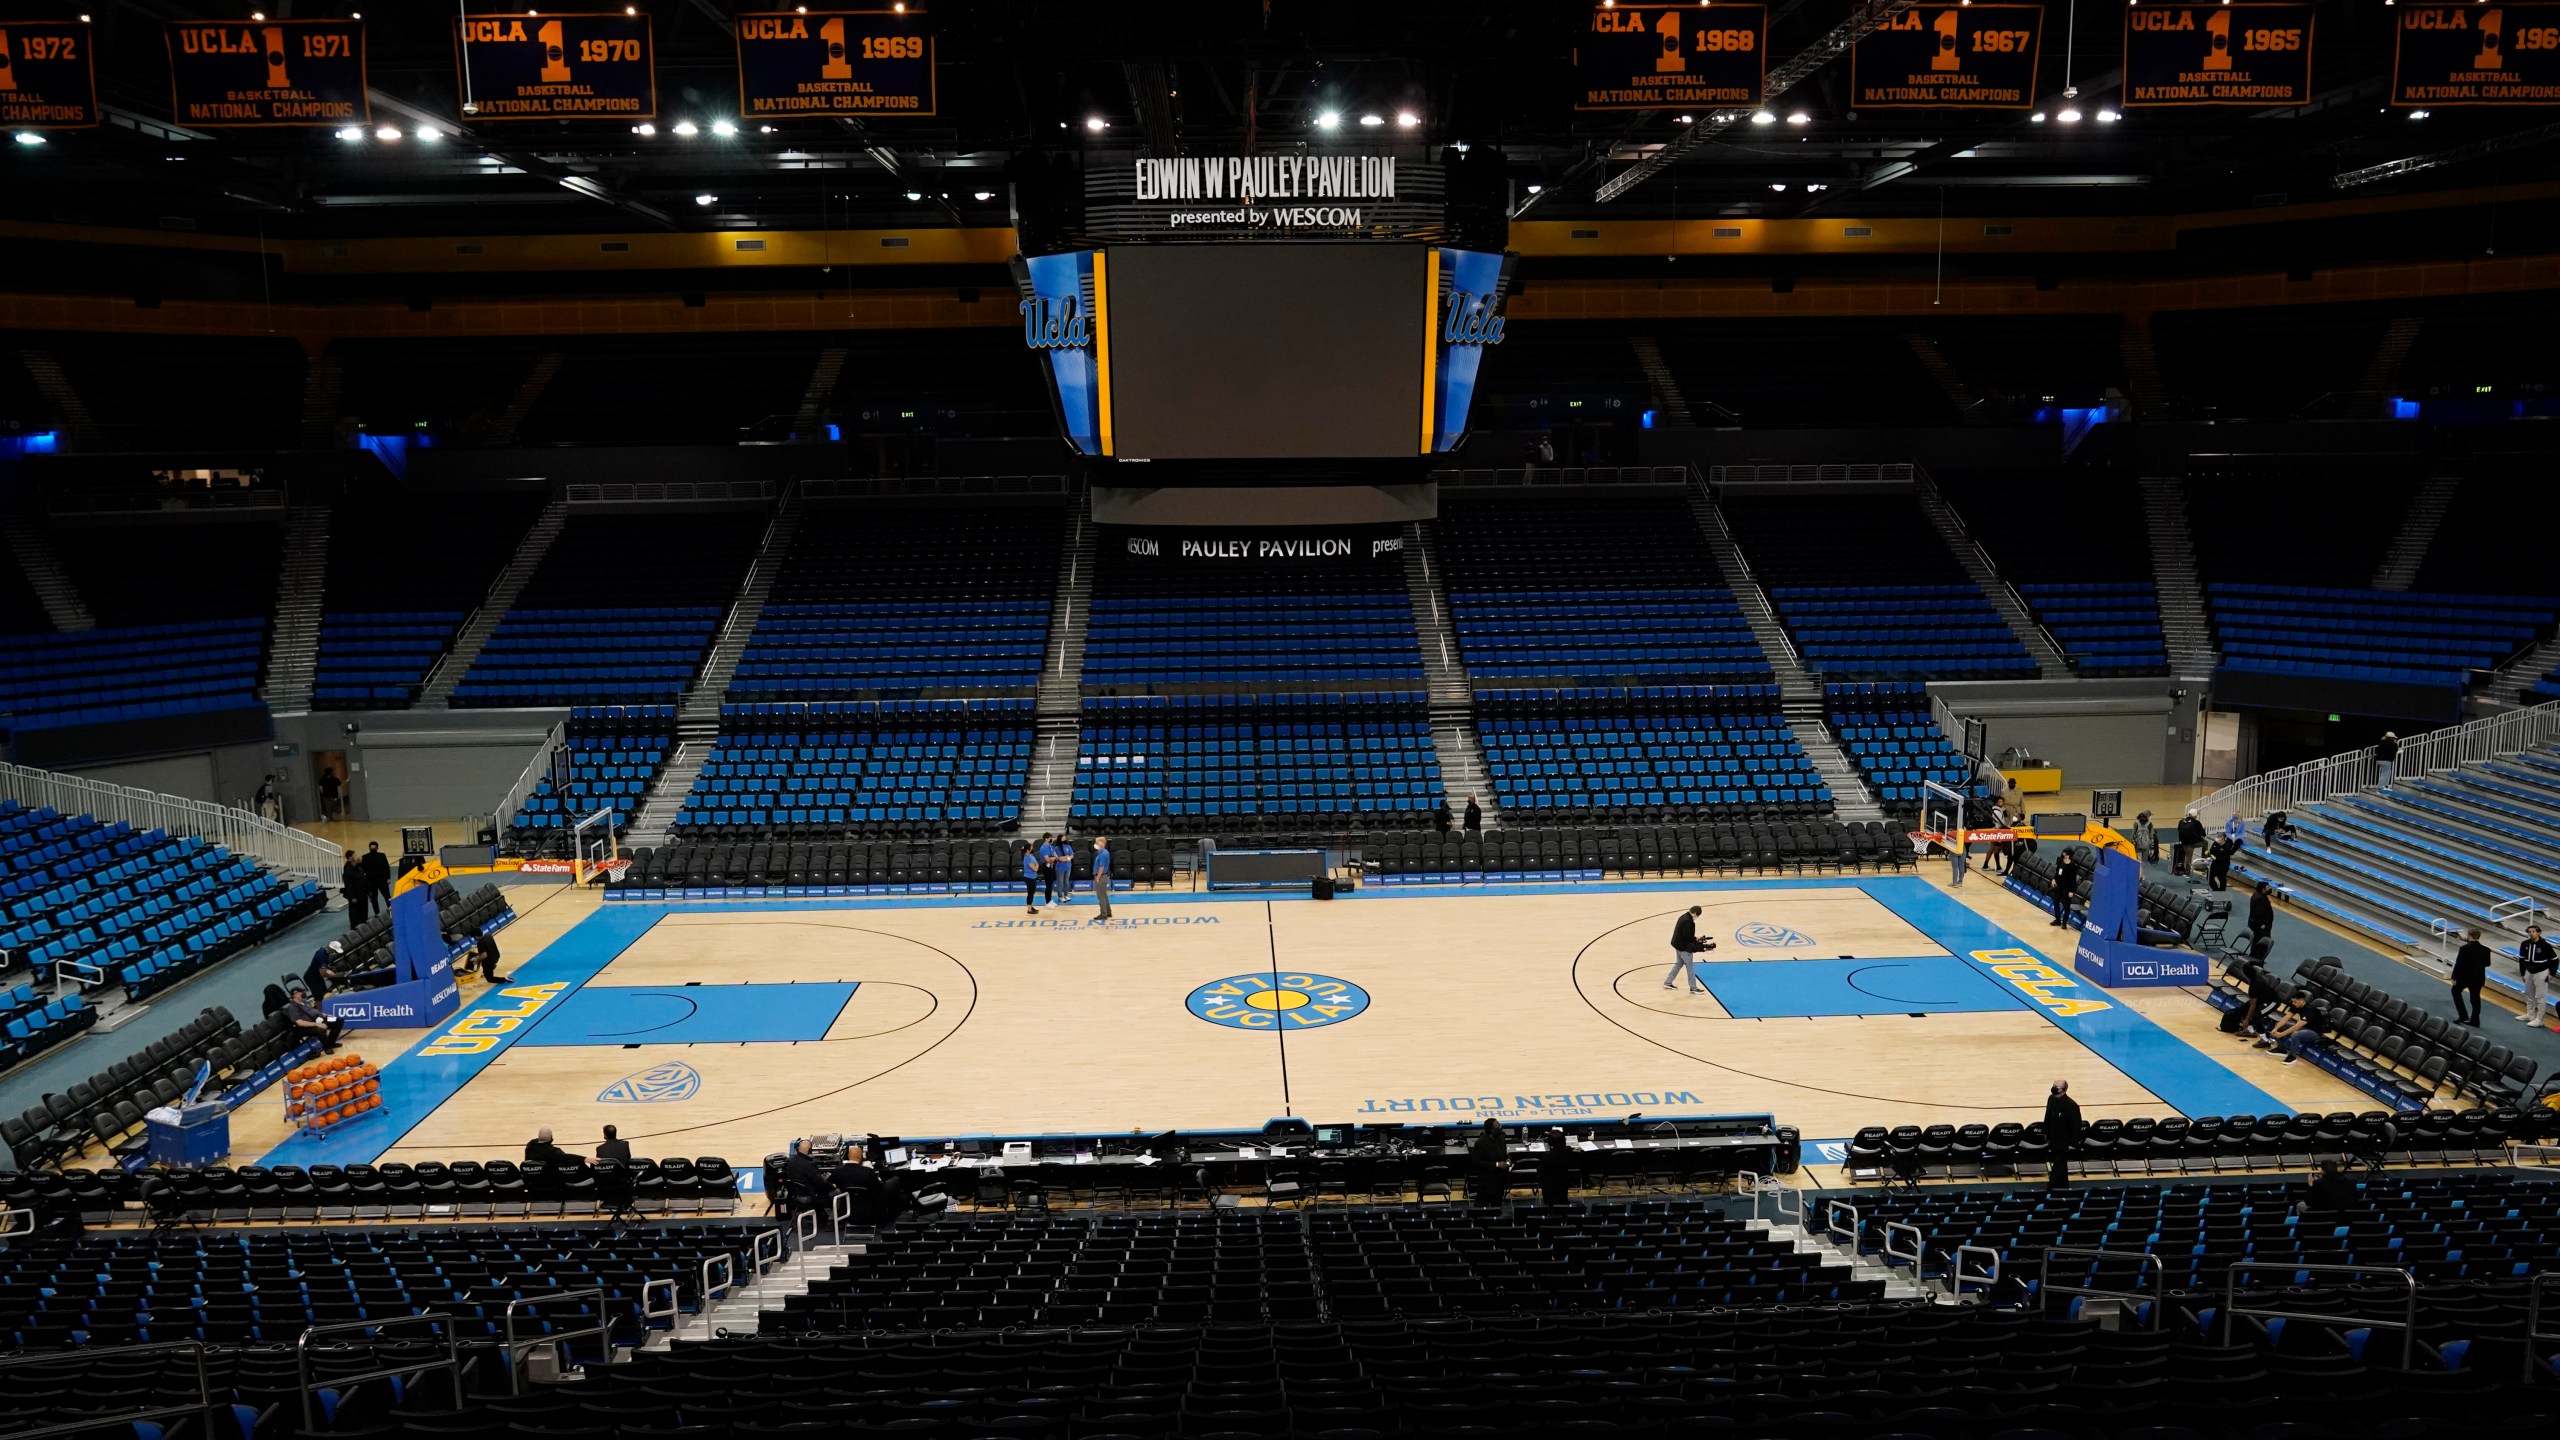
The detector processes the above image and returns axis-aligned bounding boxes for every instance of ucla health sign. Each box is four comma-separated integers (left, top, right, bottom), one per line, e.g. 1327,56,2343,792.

2124,4,2313,107
0,20,99,130
2392,5,2560,106
736,9,935,117
454,12,655,120
167,19,368,127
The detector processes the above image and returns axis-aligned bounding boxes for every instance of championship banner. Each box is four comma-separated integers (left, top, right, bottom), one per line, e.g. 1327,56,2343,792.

0,20,100,130
737,10,934,117
1852,4,2044,109
2392,5,2560,106
2124,4,2312,108
1574,3,1766,111
454,11,654,121
166,19,368,127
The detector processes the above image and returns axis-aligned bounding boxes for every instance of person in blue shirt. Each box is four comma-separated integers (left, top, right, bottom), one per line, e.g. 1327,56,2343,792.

1020,840,1043,913
1034,833,1060,904
1052,832,1077,904
1088,835,1114,924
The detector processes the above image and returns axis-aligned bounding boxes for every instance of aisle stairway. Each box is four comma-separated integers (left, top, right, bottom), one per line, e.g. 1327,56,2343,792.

2139,474,2215,679
1628,336,1695,429
259,506,334,714
2236,743,2560,997
2371,473,2460,592
1911,468,2066,677
1785,703,1884,824
1684,478,1817,705
298,351,343,450
1019,497,1094,836
2119,324,2171,414
3,522,93,631
1401,521,1471,710
17,350,99,447
488,353,565,447
681,485,803,729
418,497,570,706
1903,332,1981,421
621,740,707,853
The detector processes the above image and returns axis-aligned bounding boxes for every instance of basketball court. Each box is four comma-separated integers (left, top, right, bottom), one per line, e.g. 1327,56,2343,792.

247,872,2364,1171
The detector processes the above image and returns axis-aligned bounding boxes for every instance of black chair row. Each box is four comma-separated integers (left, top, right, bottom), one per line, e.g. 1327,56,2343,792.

2220,956,2544,1108
322,878,509,979
1844,1107,2552,1184
612,838,1178,897
0,1157,743,1227
1,1005,297,1169
1367,820,1914,883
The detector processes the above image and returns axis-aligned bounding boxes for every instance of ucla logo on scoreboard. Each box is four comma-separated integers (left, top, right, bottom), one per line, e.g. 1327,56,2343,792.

1733,922,1815,948
598,1060,702,1104
1020,295,1092,350
1186,973,1371,1030
1441,290,1506,346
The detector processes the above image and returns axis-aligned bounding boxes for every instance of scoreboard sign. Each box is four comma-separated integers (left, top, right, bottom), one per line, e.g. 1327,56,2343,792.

737,10,935,117
2124,4,2313,107
1575,3,1765,111
166,19,368,127
454,12,654,120
0,20,100,130
2392,5,2560,106
1852,4,2044,109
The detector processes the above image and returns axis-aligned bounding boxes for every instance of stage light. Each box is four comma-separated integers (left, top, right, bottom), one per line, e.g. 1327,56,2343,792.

11,133,46,148
1085,116,1108,132
1787,111,1810,125
1525,183,1543,194
2409,108,2430,119
2030,111,2047,123
414,127,442,143
973,190,995,201
1316,111,1340,129
2058,108,2082,123
673,120,700,137
694,193,717,206
711,119,738,137
251,10,264,19
759,125,777,133
1750,110,1776,125
1676,115,1694,124
1359,114,1384,127
893,1,905,9
1806,183,1829,192
1396,112,1421,128
375,125,402,140
2097,109,2119,123
904,190,923,200
632,122,657,136
335,127,364,142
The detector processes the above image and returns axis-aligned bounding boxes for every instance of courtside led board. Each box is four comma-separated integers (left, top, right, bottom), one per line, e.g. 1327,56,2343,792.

1852,4,2044,109
167,19,368,127
737,10,934,117
2123,3,2313,107
454,12,654,120
0,20,100,130
1575,3,1766,110
2392,4,2560,106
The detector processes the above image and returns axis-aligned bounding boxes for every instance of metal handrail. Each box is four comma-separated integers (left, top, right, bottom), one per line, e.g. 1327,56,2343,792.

53,957,106,999
829,1189,855,1248
1821,1197,1861,1253
1950,1244,2002,1300
2528,1273,2560,1383
700,1252,735,1306
500,1286,612,1396
0,1339,214,1440
0,1205,32,1237
1882,1221,1925,1272
295,1312,464,1434
2507,1142,2560,1169
1738,1171,1801,1229
2187,698,2560,831
0,758,341,886
2041,1246,2167,1330
751,1227,784,1276
1687,468,1804,673
488,718,568,848
2219,1261,2417,1369
639,1278,678,1336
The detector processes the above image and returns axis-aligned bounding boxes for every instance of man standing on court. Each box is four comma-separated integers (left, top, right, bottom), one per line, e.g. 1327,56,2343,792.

340,850,371,925
1663,906,1715,993
2451,928,2492,1026
2519,924,2556,1027
1021,840,1043,913
1087,834,1114,923
360,842,394,914
2044,1080,2082,1190
2050,848,2081,929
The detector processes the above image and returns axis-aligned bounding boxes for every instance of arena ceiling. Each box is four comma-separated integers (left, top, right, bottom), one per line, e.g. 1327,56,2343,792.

2,0,2553,244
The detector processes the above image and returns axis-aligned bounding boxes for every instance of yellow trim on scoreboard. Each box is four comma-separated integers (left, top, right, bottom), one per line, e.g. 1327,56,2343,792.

1092,249,1115,458
1420,247,1440,454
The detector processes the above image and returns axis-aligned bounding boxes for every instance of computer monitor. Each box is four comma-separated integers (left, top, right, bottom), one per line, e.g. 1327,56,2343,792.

1314,1127,1346,1147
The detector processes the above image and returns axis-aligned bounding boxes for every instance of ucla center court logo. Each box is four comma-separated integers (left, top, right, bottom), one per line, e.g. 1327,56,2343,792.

1734,922,1815,948
597,1060,703,1104
1186,973,1370,1031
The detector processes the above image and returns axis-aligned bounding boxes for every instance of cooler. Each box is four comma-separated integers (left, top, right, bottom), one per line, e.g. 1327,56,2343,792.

143,1101,231,1167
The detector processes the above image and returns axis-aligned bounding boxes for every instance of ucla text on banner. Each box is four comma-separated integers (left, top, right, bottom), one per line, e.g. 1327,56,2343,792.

167,19,368,127
737,9,934,118
1852,4,2044,110
2392,4,2560,106
0,20,100,130
2124,4,2313,107
454,12,655,120
1574,3,1766,111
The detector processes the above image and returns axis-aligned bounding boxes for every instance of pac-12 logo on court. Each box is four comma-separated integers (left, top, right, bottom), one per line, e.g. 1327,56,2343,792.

597,1061,702,1104
1734,923,1815,947
1186,973,1370,1030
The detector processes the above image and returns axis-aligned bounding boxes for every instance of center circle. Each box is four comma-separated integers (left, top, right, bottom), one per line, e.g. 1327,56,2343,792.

1186,973,1371,1031
1246,989,1309,1012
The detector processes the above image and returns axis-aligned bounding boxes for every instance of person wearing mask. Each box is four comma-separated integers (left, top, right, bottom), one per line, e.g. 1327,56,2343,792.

2452,928,2492,1026
2043,1081,2082,1191
2175,812,2207,876
1087,834,1114,924
1662,905,1716,993
595,1124,631,1162
2205,835,2236,893
2247,880,2277,949
1051,833,1077,906
340,850,371,926
2375,731,2400,787
285,986,344,1053
2131,811,2157,865
2520,924,2557,1027
1433,799,1453,834
1468,1118,1509,1205
2050,848,2081,929
1983,797,2012,876
1020,841,1043,913
2254,995,2318,1065
360,842,394,914
1033,834,1060,904
1463,797,1483,833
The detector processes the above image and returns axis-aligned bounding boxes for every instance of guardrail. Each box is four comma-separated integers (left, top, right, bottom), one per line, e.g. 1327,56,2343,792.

2187,698,2560,831
488,719,567,848
1737,1171,1804,1229
0,1205,31,1236
2219,1261,2417,1369
0,1339,214,1440
2529,1274,2560,1383
563,479,775,505
2508,1142,2560,1169
639,1278,679,1338
295,1313,465,1434
1817,1196,1860,1254
699,1252,735,1307
1707,463,1917,489
1950,1245,2002,1300
1687,470,1805,675
0,758,342,886
1882,1221,1926,1274
1428,465,1691,490
2042,1246,2166,1329
501,1287,613,1395
53,957,107,1000
800,474,1073,500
